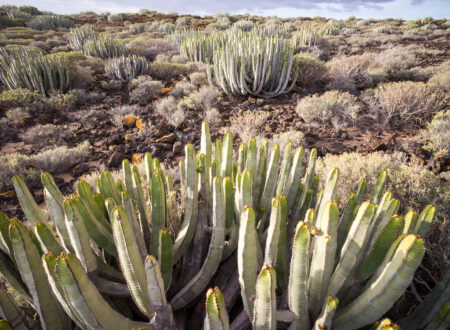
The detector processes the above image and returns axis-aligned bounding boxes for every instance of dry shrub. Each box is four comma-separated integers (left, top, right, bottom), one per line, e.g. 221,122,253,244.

365,81,444,127
190,86,220,111
154,96,185,127
189,71,207,87
204,108,221,124
421,110,450,158
23,124,71,147
129,76,163,105
228,110,270,143
125,37,176,60
170,80,196,99
326,54,374,92
270,130,304,150
0,141,90,191
292,54,327,89
296,90,361,129
316,151,448,218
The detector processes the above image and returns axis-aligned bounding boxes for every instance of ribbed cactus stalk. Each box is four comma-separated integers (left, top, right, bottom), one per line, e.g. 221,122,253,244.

69,25,98,51
0,122,438,329
207,30,298,98
105,55,149,82
204,287,230,330
0,46,71,95
82,37,125,59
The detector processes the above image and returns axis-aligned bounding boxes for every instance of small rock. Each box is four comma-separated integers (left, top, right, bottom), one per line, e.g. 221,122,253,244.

156,133,176,144
150,143,163,156
162,143,172,150
72,163,89,176
173,141,183,154
122,116,137,128
107,151,123,167
132,153,143,164
106,135,120,146
125,133,134,142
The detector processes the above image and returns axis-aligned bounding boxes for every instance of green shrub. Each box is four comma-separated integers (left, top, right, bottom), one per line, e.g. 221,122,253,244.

149,62,193,80
292,54,327,88
47,51,87,62
83,37,125,59
0,46,71,95
27,15,74,30
0,16,20,28
18,6,41,16
105,55,149,82
421,110,450,158
0,88,41,109
296,90,361,128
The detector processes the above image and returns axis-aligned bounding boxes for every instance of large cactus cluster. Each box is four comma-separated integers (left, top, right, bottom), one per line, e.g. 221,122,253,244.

0,46,71,95
290,26,324,50
68,26,124,60
0,122,438,329
82,36,125,59
206,31,298,98
69,25,99,51
166,29,203,47
181,32,228,63
105,55,149,82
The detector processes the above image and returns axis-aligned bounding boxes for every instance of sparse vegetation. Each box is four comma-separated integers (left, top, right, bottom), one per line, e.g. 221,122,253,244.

296,90,361,128
366,81,444,127
105,55,149,82
0,6,448,330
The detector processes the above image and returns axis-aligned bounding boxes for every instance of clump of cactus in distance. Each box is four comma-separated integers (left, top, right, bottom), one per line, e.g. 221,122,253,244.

0,122,437,329
105,55,149,82
83,37,125,59
69,25,98,51
0,46,71,95
27,15,74,30
181,33,224,63
207,31,298,98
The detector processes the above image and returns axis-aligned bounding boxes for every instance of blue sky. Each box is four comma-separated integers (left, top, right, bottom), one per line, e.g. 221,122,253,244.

5,0,450,19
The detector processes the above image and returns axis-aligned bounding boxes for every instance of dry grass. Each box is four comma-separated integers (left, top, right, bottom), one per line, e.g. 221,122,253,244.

365,81,444,127
296,90,361,129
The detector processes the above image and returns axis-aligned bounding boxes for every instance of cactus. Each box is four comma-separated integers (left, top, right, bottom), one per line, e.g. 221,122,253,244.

105,55,149,82
83,37,125,59
0,46,71,95
69,25,98,51
291,26,324,50
0,122,437,329
207,30,298,98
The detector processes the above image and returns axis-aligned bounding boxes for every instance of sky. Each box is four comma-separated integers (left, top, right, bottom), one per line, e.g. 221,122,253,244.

4,0,450,19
